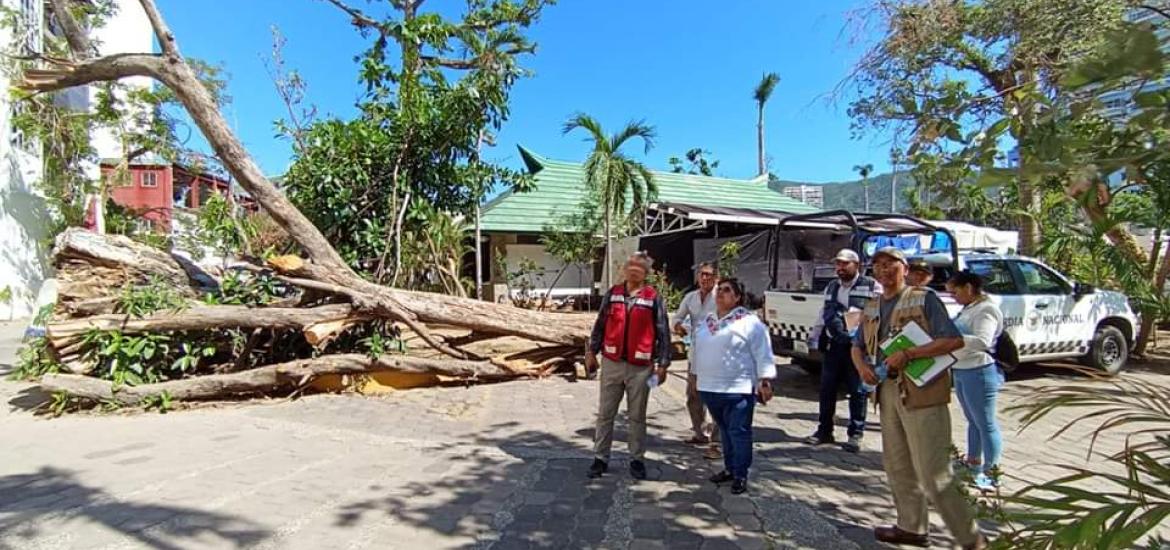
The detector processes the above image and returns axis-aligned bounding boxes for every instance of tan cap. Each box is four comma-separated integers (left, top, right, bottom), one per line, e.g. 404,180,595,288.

872,246,908,265
833,249,861,263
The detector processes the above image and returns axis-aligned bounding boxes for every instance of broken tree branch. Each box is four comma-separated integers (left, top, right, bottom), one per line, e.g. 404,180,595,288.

21,53,164,93
46,304,363,347
47,0,96,60
41,353,522,405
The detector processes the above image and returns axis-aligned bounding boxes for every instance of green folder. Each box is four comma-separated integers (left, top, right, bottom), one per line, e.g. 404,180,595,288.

880,321,956,387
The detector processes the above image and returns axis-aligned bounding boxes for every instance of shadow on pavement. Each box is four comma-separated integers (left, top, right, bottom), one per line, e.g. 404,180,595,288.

332,418,865,549
0,467,269,549
6,386,51,413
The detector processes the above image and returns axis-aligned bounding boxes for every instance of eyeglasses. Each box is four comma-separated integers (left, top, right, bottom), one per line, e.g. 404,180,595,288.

699,272,716,278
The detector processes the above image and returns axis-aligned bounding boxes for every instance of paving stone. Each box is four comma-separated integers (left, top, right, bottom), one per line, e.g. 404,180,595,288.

630,538,666,550
3,334,1150,550
719,496,755,514
630,519,667,539
700,537,742,550
524,491,557,506
727,513,763,532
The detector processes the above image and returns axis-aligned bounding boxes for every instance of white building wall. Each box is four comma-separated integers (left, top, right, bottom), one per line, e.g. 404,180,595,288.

0,0,49,319
89,2,155,162
0,0,153,319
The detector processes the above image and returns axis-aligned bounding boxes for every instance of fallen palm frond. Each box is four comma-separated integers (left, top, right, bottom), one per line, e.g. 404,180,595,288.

991,375,1170,549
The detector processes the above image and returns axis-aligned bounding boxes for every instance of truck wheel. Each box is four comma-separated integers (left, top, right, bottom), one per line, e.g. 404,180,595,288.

1084,325,1128,375
792,358,821,377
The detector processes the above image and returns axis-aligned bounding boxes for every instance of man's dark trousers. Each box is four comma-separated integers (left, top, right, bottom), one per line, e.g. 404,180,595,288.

815,340,866,440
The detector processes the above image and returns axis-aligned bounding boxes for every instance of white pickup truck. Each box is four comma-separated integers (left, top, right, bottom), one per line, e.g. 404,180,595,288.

765,251,1139,375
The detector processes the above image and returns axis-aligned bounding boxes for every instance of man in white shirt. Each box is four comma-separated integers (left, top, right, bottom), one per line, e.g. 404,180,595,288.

672,262,718,446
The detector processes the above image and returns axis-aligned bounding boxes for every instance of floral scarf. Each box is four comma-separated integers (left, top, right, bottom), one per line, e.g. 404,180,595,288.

704,306,752,335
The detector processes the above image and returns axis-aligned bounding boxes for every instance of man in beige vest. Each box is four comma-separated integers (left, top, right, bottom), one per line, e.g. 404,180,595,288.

851,247,986,549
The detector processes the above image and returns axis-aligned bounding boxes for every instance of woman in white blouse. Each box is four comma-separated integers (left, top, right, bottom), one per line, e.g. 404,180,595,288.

692,278,776,495
946,270,1005,492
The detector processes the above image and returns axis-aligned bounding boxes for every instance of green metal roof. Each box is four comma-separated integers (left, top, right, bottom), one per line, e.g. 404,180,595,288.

480,146,820,233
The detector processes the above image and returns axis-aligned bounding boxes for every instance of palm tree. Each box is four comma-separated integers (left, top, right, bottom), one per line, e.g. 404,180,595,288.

854,163,874,212
753,72,781,176
563,113,657,287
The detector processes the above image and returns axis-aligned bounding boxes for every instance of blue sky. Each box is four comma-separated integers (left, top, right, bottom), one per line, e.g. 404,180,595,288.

155,0,893,183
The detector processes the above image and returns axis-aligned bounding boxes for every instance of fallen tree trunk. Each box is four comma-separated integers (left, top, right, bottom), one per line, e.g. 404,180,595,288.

22,1,593,398
46,304,362,347
40,353,525,406
53,229,198,307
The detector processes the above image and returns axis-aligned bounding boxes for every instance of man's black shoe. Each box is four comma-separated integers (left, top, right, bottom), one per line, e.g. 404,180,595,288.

629,460,647,480
709,470,734,484
587,459,608,479
731,478,748,494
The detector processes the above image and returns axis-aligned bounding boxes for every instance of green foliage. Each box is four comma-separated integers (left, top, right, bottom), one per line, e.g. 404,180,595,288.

140,391,175,414
360,329,405,359
647,269,684,312
80,328,218,387
397,202,474,295
181,194,257,261
753,72,781,106
563,113,658,285
116,277,187,318
669,148,720,176
285,0,553,286
539,195,603,306
992,376,1170,549
48,391,82,417
171,342,217,373
81,330,171,386
500,256,541,308
718,241,742,279
10,337,61,381
103,200,172,250
851,2,1170,328
542,194,603,266
563,114,658,222
204,271,283,306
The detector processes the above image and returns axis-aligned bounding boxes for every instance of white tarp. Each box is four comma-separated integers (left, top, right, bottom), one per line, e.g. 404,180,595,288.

924,221,1019,254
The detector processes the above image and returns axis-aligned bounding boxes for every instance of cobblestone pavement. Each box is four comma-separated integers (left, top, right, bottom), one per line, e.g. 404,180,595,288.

1,320,1167,549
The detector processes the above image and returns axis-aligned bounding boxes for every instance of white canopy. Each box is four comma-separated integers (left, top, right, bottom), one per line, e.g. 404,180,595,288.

924,221,1019,254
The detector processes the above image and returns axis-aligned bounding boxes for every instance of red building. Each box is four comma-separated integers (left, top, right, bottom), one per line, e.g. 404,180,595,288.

97,158,258,232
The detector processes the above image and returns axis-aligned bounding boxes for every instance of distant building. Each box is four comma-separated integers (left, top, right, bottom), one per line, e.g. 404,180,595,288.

1098,8,1169,124
478,146,818,300
780,185,824,209
97,158,258,233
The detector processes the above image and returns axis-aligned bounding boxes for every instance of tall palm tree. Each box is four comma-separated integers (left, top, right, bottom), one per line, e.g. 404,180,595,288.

753,72,781,176
854,163,874,212
562,113,657,287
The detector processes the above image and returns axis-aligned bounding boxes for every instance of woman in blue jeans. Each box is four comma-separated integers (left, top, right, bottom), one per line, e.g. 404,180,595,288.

946,270,1005,491
692,278,776,494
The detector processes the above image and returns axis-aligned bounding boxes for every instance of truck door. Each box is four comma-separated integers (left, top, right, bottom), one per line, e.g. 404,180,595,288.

1010,260,1084,358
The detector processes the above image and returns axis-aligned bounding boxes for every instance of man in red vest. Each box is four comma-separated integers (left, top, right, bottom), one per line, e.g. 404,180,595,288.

585,251,672,480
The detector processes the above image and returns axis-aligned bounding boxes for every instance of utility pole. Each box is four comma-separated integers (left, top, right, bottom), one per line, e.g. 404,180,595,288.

890,145,900,213
474,130,485,301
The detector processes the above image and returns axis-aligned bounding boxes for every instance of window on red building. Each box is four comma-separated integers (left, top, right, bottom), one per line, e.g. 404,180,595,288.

142,172,159,188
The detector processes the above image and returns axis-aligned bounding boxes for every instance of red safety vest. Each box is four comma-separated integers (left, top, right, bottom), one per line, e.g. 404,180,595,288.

602,284,658,367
